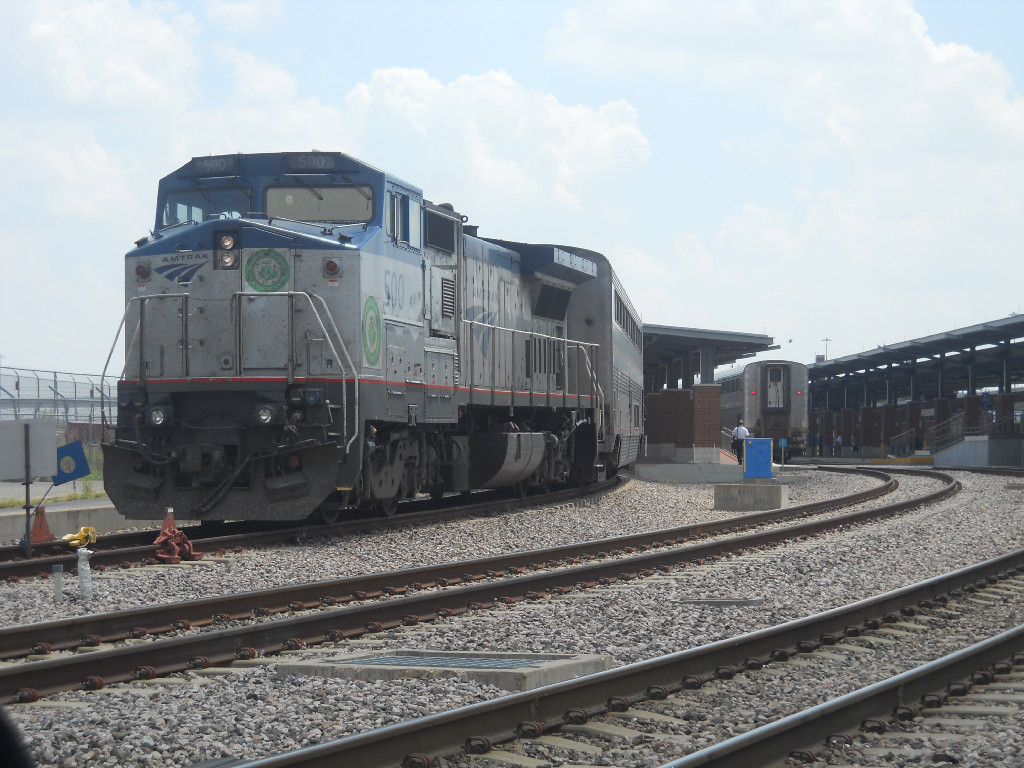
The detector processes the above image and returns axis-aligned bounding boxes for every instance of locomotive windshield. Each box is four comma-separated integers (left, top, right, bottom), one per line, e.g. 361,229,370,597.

161,185,251,228
266,185,374,224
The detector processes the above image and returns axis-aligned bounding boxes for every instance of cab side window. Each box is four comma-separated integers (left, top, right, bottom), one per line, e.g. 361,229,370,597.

386,190,422,249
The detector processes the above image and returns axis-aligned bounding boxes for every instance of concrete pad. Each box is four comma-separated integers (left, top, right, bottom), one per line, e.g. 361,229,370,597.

634,462,743,484
714,479,788,511
273,649,613,692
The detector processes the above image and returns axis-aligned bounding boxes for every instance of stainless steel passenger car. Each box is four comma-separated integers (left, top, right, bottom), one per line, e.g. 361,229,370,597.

718,360,808,459
103,152,643,522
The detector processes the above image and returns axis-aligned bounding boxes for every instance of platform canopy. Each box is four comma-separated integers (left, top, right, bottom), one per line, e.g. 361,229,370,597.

808,314,1024,406
643,324,776,391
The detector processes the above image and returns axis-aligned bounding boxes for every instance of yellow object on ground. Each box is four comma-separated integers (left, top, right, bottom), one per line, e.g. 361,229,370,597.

62,527,98,547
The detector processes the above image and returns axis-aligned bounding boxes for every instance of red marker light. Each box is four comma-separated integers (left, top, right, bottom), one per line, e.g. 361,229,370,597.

751,390,756,395
796,390,802,395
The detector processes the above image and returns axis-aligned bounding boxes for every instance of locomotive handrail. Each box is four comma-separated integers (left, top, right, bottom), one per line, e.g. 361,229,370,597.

232,291,359,455
100,292,359,454
100,293,192,429
461,319,604,422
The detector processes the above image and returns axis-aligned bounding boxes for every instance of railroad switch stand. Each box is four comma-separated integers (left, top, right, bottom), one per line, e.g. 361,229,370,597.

153,508,202,564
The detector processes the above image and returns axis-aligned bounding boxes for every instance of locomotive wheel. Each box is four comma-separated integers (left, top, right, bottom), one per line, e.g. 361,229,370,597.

374,492,400,517
314,508,342,524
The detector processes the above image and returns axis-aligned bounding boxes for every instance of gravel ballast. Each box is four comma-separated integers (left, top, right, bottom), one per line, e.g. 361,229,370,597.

6,469,1024,767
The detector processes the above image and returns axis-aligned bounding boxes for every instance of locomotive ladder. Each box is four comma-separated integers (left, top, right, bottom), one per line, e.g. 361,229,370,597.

101,292,359,454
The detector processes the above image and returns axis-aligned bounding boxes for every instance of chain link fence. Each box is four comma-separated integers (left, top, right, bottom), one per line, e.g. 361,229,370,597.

0,366,114,474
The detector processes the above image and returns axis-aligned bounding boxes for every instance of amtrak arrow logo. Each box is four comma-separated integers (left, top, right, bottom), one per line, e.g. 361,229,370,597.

154,252,210,285
154,262,206,284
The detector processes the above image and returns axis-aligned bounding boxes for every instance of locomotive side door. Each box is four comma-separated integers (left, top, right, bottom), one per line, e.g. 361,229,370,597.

238,236,297,374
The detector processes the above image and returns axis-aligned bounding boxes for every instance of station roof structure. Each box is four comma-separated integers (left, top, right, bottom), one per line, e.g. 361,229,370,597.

808,314,1024,406
643,324,776,389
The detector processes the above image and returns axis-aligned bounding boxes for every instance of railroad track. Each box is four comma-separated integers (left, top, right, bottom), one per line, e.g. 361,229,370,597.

0,466,897,662
0,467,955,706
0,478,620,581
190,545,1024,768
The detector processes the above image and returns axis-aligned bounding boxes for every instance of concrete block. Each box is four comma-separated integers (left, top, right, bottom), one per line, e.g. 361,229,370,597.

635,462,742,483
273,649,613,692
714,479,788,511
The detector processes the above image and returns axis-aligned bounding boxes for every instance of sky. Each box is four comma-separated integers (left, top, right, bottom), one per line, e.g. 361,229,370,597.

1,0,1022,377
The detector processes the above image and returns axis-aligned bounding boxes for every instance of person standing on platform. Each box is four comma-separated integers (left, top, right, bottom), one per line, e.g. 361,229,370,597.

732,420,750,465
834,433,842,456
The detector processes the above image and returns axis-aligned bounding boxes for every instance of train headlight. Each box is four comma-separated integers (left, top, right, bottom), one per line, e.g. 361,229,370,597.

323,258,341,277
255,406,277,425
215,232,240,269
148,406,171,426
135,263,151,280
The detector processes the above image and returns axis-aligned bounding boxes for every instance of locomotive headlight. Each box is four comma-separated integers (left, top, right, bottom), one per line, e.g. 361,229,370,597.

255,406,276,425
218,233,236,251
148,407,168,426
217,250,238,269
135,263,151,280
323,258,341,277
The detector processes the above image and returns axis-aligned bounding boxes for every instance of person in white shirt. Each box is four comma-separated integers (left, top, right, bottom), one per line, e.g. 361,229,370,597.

731,420,750,465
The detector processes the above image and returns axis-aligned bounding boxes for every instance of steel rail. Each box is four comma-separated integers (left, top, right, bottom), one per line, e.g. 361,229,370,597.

194,547,1024,768
657,624,1024,768
1,469,955,704
0,467,894,660
0,477,621,579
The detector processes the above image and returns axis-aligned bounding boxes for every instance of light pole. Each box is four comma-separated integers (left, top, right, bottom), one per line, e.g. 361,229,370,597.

821,337,832,360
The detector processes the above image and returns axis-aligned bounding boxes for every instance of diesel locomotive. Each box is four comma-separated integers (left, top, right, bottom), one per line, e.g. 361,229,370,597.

102,151,643,522
718,360,808,460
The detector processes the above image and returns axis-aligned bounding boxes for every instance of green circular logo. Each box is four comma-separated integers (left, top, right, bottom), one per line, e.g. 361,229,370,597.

362,296,381,367
245,249,290,292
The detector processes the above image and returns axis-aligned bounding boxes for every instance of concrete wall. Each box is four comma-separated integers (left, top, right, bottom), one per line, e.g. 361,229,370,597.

990,437,1023,467
934,435,992,468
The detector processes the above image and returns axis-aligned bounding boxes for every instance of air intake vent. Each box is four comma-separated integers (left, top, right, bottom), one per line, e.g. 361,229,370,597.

441,278,456,318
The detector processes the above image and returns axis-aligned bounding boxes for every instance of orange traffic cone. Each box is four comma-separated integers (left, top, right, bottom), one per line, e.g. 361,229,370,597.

30,506,58,543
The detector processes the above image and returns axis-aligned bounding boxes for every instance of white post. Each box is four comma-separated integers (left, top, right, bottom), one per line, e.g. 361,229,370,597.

76,548,93,602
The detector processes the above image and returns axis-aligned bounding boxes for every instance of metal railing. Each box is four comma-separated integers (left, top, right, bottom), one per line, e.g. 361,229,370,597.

103,291,359,453
886,427,919,458
463,319,604,422
927,411,1021,454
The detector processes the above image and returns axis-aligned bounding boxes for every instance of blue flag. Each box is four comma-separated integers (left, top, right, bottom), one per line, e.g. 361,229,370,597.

52,441,91,485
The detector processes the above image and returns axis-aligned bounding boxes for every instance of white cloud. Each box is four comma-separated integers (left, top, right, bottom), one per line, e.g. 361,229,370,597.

342,68,650,238
205,0,283,28
550,0,1024,365
28,0,200,107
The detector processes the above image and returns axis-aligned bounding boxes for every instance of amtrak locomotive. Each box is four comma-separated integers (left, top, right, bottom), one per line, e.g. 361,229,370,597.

103,152,643,522
718,360,808,460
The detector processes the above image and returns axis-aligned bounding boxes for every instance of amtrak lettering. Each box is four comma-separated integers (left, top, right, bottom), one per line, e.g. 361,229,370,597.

153,252,210,285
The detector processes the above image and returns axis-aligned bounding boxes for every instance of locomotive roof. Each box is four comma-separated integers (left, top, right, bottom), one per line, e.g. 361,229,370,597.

161,151,417,194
